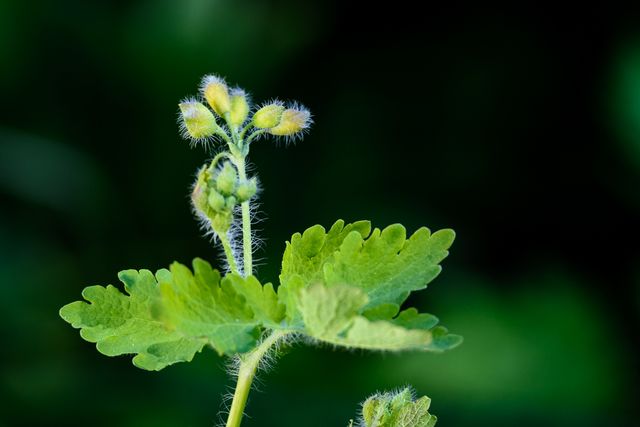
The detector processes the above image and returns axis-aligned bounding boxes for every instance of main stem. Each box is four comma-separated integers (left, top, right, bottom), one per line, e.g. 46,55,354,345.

234,157,253,275
225,331,288,427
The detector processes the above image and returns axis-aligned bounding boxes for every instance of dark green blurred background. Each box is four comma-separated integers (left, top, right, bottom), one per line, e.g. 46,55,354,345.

1,1,639,426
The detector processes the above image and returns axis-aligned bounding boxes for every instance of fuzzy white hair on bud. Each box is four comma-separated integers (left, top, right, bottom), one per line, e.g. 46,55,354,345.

268,101,313,144
177,96,220,149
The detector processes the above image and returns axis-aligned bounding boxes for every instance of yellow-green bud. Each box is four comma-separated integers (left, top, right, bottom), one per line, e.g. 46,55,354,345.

216,162,237,195
225,195,237,210
179,101,217,139
191,178,209,213
229,88,249,126
269,107,311,136
252,103,285,128
207,189,226,211
201,75,231,116
236,178,257,202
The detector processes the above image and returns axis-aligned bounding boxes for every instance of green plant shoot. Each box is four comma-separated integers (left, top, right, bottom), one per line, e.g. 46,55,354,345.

59,74,462,426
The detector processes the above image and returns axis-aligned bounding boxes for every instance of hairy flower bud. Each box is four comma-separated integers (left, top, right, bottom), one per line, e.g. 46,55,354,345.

253,103,285,128
191,174,209,214
207,189,226,211
229,88,249,126
236,178,257,202
216,162,237,195
225,195,237,210
201,75,231,116
179,101,217,140
269,106,311,136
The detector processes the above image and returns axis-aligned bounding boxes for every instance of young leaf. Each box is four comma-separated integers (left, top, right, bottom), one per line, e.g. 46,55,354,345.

359,387,437,427
59,269,206,371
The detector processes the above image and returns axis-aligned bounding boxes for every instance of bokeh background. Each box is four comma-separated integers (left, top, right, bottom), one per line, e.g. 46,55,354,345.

1,1,639,426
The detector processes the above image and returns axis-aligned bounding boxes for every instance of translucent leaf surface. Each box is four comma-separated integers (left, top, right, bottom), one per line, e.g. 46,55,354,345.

59,268,205,371
279,220,461,352
60,258,284,369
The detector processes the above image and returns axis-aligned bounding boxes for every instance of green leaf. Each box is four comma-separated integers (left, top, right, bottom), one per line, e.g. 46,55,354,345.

60,258,286,370
280,220,454,319
279,220,461,352
360,387,437,427
59,268,206,371
279,219,371,322
323,223,455,310
298,284,438,351
156,258,285,355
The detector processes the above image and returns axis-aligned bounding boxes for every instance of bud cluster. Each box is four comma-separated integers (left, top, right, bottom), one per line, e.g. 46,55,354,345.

191,161,258,234
179,73,312,274
179,74,311,144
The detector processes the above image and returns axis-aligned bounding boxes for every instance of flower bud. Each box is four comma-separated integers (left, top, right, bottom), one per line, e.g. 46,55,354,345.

225,195,237,210
216,162,237,195
269,106,311,136
191,177,209,214
236,178,257,202
207,189,226,211
253,103,285,128
229,88,249,127
178,101,217,139
201,75,231,116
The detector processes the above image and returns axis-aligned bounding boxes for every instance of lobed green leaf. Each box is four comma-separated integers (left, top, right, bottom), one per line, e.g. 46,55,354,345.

156,258,285,355
60,258,285,370
59,269,205,371
279,220,461,352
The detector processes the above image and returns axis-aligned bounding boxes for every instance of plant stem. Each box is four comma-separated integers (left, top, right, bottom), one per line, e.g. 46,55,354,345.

225,331,288,427
218,232,238,274
234,157,253,275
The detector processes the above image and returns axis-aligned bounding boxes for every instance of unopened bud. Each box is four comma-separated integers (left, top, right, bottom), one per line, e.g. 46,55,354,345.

191,180,209,213
236,178,257,202
252,103,284,128
229,88,249,126
179,101,217,139
225,195,237,210
216,162,237,195
207,189,226,211
201,75,231,116
269,107,311,136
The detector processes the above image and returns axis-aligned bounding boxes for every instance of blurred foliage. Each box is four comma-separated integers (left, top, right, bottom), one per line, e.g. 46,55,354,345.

1,1,639,426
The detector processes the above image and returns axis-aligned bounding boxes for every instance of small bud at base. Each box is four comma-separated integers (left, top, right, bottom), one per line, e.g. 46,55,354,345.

216,162,238,195
236,178,258,202
207,190,226,211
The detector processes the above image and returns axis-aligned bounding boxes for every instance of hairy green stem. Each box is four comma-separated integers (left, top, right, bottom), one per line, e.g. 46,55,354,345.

234,157,253,275
245,129,266,146
225,331,288,427
218,233,238,274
